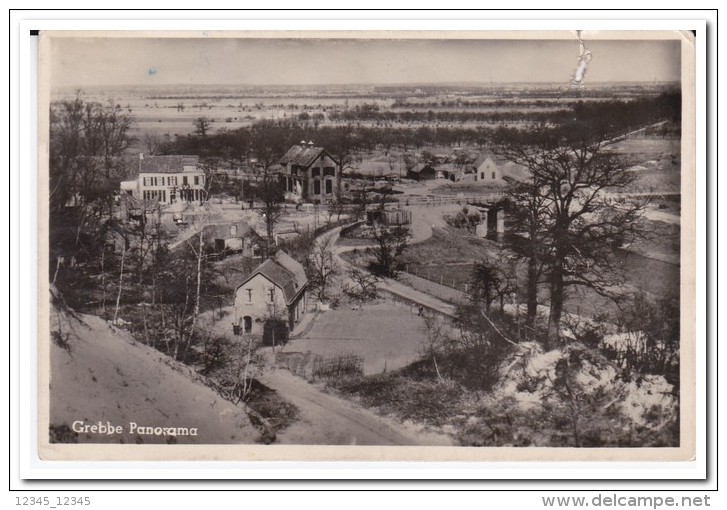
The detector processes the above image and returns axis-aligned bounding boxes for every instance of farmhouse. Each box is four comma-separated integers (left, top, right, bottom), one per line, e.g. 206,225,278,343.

468,154,530,183
472,155,502,182
233,251,308,336
120,155,207,205
437,163,478,183
279,142,341,204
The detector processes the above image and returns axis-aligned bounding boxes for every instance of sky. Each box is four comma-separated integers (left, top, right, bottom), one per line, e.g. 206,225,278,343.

48,36,682,88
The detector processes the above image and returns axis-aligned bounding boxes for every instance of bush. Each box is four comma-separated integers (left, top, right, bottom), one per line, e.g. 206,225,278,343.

327,373,466,426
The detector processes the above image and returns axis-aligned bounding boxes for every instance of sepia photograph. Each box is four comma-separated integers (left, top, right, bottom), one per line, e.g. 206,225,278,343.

36,30,695,461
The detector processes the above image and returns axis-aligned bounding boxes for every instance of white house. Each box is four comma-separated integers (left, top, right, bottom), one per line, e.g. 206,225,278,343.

233,251,308,336
473,155,502,182
120,155,206,205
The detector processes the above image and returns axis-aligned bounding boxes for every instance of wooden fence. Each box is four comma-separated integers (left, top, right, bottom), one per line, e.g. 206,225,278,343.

311,354,364,380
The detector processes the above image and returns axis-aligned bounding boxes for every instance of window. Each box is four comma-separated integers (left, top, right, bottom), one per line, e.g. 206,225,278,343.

183,176,188,186
313,180,321,195
480,172,485,180
325,179,333,195
268,288,275,302
311,168,320,177
194,175,199,185
492,171,496,180
324,166,335,177
142,177,147,186
162,190,166,203
246,289,252,303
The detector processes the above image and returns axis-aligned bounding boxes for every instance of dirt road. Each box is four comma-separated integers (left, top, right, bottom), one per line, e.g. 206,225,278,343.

261,368,453,446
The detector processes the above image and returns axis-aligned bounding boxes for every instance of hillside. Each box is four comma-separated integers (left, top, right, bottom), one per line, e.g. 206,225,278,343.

48,293,259,445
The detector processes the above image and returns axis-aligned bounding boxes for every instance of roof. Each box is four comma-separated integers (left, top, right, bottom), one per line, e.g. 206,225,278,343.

238,251,307,305
205,221,258,241
138,155,200,174
356,160,403,175
280,144,328,168
274,251,307,290
472,154,498,168
409,162,436,174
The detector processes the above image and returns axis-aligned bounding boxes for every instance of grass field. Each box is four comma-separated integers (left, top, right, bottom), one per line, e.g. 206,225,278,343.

280,301,429,376
399,223,679,321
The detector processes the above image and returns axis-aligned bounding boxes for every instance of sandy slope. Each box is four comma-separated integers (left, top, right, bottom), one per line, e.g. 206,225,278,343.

48,305,259,445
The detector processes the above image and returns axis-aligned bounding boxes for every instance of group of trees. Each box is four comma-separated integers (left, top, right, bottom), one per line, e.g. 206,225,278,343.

493,124,651,347
156,119,495,162
49,95,134,273
49,95,225,368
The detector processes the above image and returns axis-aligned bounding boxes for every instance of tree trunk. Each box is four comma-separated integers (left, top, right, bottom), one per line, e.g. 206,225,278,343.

526,255,539,326
181,227,204,363
547,261,565,348
100,244,107,313
139,258,150,345
113,241,126,323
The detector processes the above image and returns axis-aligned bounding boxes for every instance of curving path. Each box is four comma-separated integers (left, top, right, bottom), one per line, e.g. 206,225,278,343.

261,368,452,446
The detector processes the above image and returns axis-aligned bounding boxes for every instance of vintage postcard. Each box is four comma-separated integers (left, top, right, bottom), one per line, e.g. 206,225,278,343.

37,29,696,462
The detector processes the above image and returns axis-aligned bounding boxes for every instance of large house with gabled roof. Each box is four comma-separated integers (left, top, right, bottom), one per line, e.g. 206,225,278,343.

233,251,308,336
279,142,340,204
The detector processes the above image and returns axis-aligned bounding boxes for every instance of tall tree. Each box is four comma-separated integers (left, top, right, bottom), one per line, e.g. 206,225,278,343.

307,239,339,302
247,121,289,255
494,127,648,346
193,117,212,137
369,222,411,278
503,177,550,326
253,169,286,257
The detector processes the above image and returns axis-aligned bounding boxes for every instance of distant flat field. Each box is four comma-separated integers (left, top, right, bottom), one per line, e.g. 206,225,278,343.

608,137,680,155
282,302,428,375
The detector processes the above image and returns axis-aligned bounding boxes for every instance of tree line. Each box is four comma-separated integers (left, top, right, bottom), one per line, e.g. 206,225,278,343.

155,92,680,170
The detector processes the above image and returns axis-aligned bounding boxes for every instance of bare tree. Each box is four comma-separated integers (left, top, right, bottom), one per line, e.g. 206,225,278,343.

307,239,339,302
502,177,550,326
342,268,381,303
369,222,411,278
254,169,285,257
494,127,648,346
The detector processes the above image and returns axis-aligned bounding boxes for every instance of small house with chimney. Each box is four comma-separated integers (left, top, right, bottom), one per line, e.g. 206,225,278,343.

233,251,308,338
